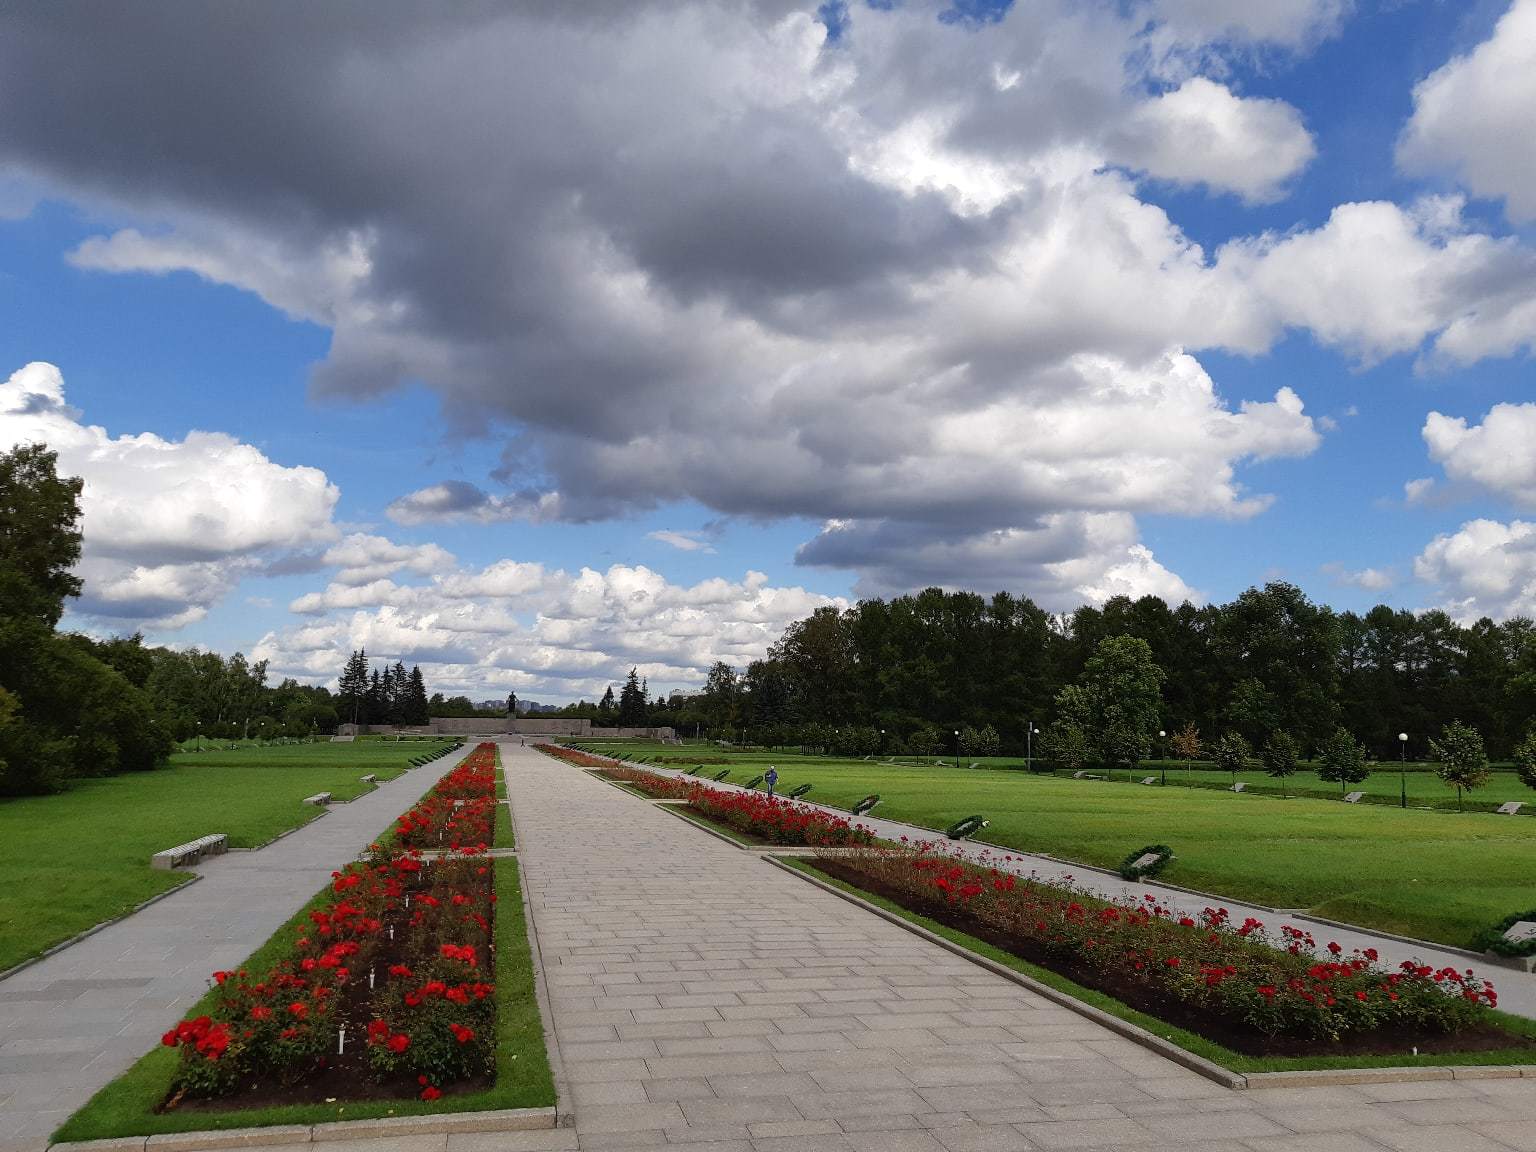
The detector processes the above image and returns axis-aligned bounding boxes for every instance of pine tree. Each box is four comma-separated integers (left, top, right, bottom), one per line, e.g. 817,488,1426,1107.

598,685,616,721
366,669,384,725
406,666,430,725
618,668,646,727
337,649,369,726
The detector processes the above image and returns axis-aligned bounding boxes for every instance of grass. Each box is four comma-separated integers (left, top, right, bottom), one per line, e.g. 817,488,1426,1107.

0,741,455,973
782,857,1536,1075
573,741,1536,949
53,856,553,1140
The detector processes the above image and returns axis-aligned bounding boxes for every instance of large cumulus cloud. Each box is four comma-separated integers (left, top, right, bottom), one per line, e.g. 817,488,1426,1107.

5,1,1536,601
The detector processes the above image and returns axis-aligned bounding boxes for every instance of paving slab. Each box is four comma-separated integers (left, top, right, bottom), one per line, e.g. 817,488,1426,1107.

501,743,1536,1151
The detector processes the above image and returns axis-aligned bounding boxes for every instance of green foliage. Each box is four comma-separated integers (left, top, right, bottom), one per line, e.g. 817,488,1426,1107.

1056,636,1165,769
1516,730,1536,791
0,443,84,628
1211,731,1252,780
1041,718,1090,771
1474,908,1536,958
1260,731,1299,796
1430,720,1490,811
1317,727,1369,792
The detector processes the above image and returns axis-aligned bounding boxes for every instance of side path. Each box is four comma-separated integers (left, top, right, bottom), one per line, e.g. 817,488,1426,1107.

632,761,1536,1022
504,743,1536,1152
0,744,475,1152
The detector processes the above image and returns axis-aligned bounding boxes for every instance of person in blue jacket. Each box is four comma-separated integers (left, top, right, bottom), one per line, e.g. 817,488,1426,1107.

764,766,778,797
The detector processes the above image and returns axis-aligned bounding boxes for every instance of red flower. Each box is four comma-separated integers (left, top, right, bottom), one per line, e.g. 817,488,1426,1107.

420,1085,442,1101
450,1023,475,1044
387,1033,411,1053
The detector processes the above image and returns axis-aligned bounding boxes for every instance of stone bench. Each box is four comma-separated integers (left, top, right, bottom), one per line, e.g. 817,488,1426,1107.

151,833,227,870
302,792,332,805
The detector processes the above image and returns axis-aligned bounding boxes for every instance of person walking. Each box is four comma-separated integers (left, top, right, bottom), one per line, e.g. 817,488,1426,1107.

764,765,778,798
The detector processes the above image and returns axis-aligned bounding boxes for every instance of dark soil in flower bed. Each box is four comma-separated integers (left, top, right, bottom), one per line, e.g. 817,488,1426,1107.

809,859,1536,1060
166,860,496,1113
671,805,772,845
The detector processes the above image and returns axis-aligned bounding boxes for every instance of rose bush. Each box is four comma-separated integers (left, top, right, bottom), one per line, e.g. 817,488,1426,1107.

161,744,501,1104
822,841,1497,1044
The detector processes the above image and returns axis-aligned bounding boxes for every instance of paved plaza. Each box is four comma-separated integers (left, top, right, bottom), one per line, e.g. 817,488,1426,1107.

0,746,474,1152
5,741,1536,1152
500,742,1536,1152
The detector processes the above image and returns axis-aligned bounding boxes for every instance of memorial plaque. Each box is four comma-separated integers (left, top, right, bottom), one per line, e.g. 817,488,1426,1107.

1231,782,1246,793
1130,851,1163,872
1503,921,1536,946
1141,776,1157,785
1344,791,1365,803
1497,801,1524,815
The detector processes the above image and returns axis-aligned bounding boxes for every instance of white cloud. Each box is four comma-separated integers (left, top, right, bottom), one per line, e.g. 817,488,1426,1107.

1111,78,1315,202
258,560,842,700
1398,0,1536,223
0,362,339,628
647,529,717,553
321,533,456,586
1415,518,1536,621
1322,563,1395,592
1148,0,1352,50
1404,477,1436,505
1424,403,1536,507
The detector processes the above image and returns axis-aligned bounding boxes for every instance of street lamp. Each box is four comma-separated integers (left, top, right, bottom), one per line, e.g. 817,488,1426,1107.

1025,718,1033,774
954,729,960,770
879,728,885,755
196,721,202,753
1158,730,1167,785
1398,732,1408,809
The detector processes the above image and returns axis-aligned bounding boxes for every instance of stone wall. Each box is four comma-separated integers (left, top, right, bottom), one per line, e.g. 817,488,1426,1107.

335,718,675,739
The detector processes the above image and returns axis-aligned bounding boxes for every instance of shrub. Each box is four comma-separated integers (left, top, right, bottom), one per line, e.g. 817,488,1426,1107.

1430,720,1490,812
1473,909,1536,959
1317,727,1368,793
1119,844,1172,881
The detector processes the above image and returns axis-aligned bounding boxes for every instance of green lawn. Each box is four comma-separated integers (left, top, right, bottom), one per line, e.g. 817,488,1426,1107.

0,741,455,972
572,741,1536,948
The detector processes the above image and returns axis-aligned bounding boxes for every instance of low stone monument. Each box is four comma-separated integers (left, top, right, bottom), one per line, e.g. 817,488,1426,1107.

1141,776,1157,785
1344,791,1365,803
1230,782,1246,793
1497,801,1524,815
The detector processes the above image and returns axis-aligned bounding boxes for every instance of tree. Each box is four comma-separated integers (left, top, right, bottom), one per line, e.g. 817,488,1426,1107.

1516,729,1536,793
1429,719,1489,812
1211,731,1251,789
1261,731,1299,798
702,661,737,737
405,666,430,725
1055,636,1164,777
618,668,647,727
1169,722,1201,785
0,443,84,628
337,649,369,726
1317,727,1369,795
1042,718,1090,773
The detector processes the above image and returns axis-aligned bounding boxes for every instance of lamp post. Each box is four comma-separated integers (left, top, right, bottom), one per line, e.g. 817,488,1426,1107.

1159,730,1167,785
1398,732,1408,809
879,728,885,756
1025,718,1033,773
196,722,202,753
954,729,960,770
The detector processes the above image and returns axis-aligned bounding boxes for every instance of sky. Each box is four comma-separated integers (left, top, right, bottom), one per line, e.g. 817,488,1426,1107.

1,0,1535,702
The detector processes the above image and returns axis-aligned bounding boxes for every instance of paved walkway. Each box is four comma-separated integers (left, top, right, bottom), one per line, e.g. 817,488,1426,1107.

504,744,1536,1152
624,760,1536,1022
0,745,474,1152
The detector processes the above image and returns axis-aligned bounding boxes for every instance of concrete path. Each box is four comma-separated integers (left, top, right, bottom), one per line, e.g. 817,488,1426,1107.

506,744,1536,1152
624,760,1536,1022
0,745,475,1152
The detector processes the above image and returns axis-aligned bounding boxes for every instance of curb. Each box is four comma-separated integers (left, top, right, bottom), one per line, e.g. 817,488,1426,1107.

764,857,1536,1091
0,876,203,984
47,1108,559,1152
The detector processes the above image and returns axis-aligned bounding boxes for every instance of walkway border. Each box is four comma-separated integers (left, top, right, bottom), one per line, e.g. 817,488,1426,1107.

766,857,1536,1091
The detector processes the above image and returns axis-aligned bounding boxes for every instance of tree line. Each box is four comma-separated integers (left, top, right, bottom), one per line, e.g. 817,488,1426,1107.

682,583,1536,765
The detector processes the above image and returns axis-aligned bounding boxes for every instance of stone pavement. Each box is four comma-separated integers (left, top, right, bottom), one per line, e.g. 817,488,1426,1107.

501,743,1536,1152
0,745,476,1152
625,760,1536,1023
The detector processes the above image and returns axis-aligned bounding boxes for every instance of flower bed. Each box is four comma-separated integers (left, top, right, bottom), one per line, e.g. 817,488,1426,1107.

591,765,875,847
159,747,501,1108
812,842,1527,1057
539,744,615,769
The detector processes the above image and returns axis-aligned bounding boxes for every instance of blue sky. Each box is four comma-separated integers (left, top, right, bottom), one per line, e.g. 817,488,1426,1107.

2,0,1535,699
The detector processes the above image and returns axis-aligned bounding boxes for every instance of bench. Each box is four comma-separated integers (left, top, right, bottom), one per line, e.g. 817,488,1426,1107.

302,792,332,806
360,773,377,784
151,833,228,870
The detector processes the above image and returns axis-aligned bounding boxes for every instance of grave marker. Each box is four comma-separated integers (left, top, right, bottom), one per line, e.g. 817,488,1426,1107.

1344,791,1365,803
1503,921,1536,946
1497,801,1524,815
1130,851,1163,872
1141,776,1157,785
1230,782,1246,793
